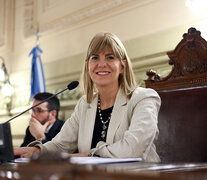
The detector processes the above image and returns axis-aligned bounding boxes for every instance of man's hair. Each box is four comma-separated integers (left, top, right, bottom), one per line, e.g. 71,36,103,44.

81,32,137,103
33,92,60,118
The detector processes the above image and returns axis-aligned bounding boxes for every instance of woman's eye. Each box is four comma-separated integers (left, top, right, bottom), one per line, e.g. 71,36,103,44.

106,56,114,60
90,56,98,60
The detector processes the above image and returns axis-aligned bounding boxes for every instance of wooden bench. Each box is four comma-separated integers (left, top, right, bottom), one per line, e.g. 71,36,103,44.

145,27,207,162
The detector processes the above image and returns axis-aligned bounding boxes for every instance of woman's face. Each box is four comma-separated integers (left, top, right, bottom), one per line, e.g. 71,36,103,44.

88,48,123,89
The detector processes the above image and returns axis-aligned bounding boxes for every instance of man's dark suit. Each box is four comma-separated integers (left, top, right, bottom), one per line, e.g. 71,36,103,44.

20,119,64,147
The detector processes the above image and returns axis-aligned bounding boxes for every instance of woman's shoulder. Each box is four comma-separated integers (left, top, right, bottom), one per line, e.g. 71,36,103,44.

131,87,160,101
133,86,158,95
76,95,87,105
76,93,98,106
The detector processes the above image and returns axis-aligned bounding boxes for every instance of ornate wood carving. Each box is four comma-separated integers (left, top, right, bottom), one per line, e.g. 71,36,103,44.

145,27,207,90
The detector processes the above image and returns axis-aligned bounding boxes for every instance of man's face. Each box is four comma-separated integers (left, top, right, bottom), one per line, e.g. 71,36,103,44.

31,100,51,125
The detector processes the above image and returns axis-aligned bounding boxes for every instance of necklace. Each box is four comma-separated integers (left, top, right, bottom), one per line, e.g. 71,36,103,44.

98,97,112,139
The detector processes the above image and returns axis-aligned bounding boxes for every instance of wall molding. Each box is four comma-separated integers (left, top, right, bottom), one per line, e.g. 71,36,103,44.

24,0,156,38
0,0,15,50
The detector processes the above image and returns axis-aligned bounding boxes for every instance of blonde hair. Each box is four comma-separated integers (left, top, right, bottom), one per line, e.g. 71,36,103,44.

81,32,137,103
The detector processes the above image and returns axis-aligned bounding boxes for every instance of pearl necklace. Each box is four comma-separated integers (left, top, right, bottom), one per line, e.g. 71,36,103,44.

98,97,112,139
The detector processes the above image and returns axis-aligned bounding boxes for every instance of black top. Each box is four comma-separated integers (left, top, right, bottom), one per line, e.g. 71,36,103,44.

91,106,113,149
20,118,64,147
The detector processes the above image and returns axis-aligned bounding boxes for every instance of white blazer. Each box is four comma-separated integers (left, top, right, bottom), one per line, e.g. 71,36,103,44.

36,87,161,162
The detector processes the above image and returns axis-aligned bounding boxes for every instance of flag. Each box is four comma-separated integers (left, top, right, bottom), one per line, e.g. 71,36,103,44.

29,45,46,99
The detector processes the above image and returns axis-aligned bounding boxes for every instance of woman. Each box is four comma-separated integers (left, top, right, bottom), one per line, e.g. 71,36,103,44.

14,32,161,162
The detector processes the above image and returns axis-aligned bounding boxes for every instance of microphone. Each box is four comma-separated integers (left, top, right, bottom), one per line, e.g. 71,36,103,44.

4,81,79,124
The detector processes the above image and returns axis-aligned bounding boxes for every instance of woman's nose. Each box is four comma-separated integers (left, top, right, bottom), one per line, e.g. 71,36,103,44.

97,59,107,67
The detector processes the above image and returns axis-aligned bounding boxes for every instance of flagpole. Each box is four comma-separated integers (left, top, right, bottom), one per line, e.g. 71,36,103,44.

29,23,46,99
36,23,40,46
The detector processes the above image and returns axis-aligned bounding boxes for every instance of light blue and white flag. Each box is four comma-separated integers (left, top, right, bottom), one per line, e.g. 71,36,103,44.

29,45,46,99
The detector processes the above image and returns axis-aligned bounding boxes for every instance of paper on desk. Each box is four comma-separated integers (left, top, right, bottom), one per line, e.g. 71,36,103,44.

70,157,142,165
14,157,142,165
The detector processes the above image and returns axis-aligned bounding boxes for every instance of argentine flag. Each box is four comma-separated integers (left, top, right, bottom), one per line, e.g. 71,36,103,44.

29,45,46,99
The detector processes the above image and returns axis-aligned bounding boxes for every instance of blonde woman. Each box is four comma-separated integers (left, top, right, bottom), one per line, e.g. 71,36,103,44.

14,32,161,162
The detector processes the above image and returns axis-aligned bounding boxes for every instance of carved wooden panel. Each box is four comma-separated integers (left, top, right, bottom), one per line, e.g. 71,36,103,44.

145,27,207,90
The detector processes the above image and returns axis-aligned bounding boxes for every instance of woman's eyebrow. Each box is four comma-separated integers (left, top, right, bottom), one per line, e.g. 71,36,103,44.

105,53,114,56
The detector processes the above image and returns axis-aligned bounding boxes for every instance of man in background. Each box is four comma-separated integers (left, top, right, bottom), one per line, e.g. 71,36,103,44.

21,92,64,147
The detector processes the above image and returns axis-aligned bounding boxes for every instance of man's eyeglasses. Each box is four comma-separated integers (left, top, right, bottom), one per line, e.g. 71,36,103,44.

31,108,49,114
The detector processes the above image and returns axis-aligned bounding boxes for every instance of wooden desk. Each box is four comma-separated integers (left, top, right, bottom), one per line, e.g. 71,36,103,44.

1,160,207,180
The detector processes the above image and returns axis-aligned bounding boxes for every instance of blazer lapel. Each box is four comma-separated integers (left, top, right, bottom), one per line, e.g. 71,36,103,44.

107,89,128,144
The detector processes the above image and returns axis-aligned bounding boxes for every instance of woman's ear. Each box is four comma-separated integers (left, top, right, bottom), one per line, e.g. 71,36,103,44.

121,59,127,73
122,59,127,66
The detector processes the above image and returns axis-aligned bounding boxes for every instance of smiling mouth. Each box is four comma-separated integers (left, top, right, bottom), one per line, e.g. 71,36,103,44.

96,72,110,75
